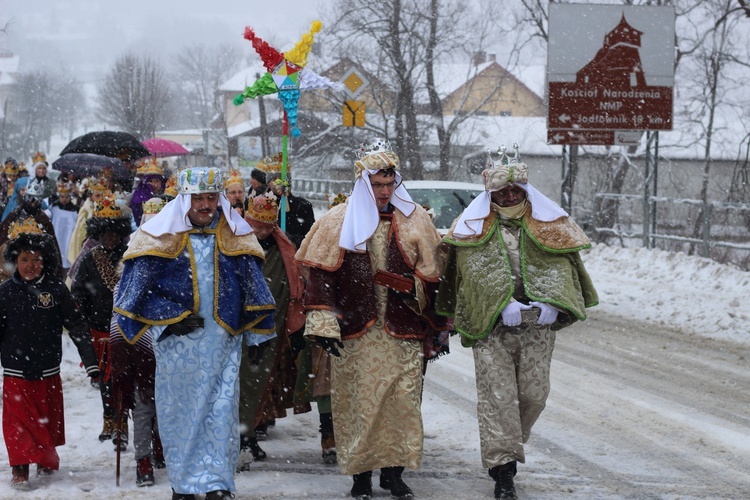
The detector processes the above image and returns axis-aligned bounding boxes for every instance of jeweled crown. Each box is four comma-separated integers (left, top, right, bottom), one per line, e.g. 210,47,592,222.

136,157,165,177
163,174,179,197
92,194,123,219
178,167,223,194
486,143,522,169
86,177,109,193
57,182,74,195
355,138,391,160
328,192,348,208
256,153,284,174
224,169,245,189
142,197,166,215
246,192,279,224
8,217,45,241
32,151,47,164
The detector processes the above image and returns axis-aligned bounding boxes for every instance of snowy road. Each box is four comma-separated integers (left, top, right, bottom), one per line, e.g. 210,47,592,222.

1,307,749,499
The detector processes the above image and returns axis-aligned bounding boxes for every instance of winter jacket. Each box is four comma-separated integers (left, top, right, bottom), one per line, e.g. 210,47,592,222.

0,271,99,379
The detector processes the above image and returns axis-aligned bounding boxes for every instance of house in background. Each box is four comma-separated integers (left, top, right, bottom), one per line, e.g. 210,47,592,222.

221,53,548,177
0,50,20,119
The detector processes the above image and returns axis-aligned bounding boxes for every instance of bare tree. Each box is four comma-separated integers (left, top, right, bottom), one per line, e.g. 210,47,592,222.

325,0,506,179
677,0,750,248
97,54,172,140
1,71,56,158
172,44,243,164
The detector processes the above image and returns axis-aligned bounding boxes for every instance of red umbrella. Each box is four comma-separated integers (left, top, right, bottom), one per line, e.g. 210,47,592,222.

142,138,190,157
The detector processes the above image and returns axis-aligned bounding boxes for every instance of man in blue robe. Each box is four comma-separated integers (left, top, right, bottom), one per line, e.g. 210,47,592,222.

114,167,275,500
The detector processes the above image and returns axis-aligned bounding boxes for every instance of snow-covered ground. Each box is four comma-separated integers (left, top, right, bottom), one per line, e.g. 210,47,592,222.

1,243,749,498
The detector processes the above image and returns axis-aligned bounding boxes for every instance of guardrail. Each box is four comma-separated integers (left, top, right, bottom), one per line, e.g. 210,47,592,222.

593,192,750,258
292,178,352,203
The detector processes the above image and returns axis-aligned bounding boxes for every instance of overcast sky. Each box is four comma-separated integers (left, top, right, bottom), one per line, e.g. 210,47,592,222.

0,0,327,81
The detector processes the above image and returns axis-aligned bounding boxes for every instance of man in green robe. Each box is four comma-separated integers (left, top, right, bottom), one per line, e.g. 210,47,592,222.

437,145,598,500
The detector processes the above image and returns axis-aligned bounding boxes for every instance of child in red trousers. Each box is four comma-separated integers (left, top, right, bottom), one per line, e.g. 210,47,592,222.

0,218,99,490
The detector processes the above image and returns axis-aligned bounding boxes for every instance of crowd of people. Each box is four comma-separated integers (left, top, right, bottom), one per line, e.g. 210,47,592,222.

0,140,597,500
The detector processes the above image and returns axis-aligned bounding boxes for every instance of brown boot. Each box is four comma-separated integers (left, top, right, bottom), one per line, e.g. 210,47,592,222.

11,465,30,490
321,434,337,464
99,416,115,441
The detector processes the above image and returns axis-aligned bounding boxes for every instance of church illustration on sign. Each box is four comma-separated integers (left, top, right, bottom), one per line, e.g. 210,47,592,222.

576,14,647,89
547,10,672,132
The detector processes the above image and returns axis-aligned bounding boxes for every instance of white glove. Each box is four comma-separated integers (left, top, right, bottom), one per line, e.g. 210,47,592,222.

530,301,559,325
501,301,533,326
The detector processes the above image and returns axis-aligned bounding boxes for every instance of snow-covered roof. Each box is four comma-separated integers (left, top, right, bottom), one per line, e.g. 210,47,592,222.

227,116,262,139
0,52,20,73
219,63,268,92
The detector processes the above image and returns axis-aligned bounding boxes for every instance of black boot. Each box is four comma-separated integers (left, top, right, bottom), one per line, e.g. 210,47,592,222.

171,489,196,500
489,461,518,500
351,470,373,499
380,466,414,500
205,490,234,499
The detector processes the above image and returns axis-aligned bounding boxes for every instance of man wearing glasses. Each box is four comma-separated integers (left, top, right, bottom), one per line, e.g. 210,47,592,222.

295,139,446,500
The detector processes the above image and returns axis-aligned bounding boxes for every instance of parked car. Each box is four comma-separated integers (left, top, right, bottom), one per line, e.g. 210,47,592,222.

403,180,484,234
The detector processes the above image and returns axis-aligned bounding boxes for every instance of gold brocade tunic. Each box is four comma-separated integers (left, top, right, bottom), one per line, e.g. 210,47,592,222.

308,218,425,475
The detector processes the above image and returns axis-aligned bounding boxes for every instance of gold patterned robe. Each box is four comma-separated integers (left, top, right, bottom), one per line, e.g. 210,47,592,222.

304,218,425,475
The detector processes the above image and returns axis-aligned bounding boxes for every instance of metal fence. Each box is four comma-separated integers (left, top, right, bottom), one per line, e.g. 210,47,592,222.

292,177,352,204
593,192,750,268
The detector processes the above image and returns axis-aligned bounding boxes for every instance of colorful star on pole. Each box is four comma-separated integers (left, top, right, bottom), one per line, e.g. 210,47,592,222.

233,21,341,231
233,20,341,137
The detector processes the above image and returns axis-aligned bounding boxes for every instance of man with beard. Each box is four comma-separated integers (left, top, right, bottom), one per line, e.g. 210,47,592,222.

70,194,132,451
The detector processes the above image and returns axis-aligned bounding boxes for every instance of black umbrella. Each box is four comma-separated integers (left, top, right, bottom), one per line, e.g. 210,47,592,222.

60,131,150,161
52,153,133,185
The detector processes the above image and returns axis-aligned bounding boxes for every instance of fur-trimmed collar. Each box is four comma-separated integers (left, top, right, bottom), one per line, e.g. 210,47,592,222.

444,209,591,252
123,216,264,261
295,202,443,279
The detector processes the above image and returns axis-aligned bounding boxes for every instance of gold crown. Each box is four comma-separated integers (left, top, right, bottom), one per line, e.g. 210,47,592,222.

8,217,45,241
328,192,348,208
142,197,166,215
164,174,179,197
224,169,245,189
246,192,279,224
87,177,109,193
31,151,46,164
4,164,18,175
256,153,285,174
56,182,74,195
92,194,123,219
136,158,165,177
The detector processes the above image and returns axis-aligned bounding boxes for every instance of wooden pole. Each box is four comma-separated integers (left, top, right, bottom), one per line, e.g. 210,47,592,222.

280,112,289,232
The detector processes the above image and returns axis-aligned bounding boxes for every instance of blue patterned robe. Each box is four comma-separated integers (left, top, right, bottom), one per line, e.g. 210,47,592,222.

114,216,275,494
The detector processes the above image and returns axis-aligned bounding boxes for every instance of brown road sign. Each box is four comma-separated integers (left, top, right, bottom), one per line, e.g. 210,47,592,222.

548,83,672,130
548,130,614,145
547,5,675,134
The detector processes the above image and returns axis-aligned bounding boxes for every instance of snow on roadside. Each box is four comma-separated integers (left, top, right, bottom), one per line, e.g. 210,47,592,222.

582,243,750,344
